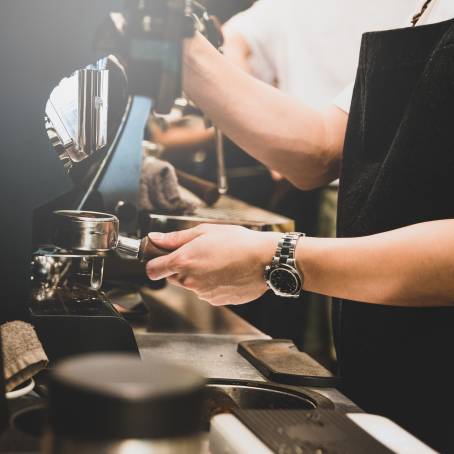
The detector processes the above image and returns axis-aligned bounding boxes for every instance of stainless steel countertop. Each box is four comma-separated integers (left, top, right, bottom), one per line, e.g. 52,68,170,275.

137,333,269,382
123,285,359,413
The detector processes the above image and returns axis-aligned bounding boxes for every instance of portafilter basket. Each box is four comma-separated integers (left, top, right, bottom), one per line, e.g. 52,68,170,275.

52,210,170,261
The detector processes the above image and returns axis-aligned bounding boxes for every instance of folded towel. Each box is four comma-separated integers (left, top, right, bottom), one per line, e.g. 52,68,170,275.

140,156,201,215
1,321,48,392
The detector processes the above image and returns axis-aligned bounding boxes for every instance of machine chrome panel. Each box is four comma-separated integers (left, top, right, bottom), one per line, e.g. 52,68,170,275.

45,60,109,172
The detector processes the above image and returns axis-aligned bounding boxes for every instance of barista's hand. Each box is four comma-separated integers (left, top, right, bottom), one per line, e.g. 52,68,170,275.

146,225,281,306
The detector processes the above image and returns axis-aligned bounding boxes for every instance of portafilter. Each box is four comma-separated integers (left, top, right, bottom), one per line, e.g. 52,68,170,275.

52,210,170,261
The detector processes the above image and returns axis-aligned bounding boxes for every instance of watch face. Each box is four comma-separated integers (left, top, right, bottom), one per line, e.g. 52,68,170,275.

269,267,300,295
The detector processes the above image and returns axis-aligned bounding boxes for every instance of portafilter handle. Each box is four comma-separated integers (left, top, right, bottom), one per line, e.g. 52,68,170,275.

116,235,171,261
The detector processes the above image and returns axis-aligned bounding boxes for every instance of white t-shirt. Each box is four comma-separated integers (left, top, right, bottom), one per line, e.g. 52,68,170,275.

224,0,423,109
334,0,454,112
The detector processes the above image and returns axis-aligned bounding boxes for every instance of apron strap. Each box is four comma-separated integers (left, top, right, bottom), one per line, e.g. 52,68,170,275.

412,0,435,27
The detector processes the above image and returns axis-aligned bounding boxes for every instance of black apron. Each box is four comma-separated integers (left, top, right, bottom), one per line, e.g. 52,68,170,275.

336,18,454,452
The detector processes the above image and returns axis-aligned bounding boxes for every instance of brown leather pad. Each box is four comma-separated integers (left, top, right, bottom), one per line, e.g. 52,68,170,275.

238,339,340,388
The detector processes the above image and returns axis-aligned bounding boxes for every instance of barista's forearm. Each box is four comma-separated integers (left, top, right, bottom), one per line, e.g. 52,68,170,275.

183,34,345,190
297,220,454,307
221,29,253,74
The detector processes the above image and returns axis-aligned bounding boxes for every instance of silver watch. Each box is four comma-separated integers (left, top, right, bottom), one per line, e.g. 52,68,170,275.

265,232,305,298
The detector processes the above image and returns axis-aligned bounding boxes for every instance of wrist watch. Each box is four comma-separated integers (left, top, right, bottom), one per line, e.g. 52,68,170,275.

265,232,305,298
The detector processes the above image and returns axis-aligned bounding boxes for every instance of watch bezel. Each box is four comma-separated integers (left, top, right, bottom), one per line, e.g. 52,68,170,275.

265,263,302,298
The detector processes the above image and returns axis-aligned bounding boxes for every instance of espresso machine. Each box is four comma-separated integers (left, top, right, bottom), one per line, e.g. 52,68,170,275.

0,0,215,368
30,1,217,362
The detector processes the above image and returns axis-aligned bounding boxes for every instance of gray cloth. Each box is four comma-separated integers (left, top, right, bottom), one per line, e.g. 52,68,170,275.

1,321,48,392
140,156,200,215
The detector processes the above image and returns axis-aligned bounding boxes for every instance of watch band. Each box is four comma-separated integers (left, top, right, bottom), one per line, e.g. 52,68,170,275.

272,232,306,269
265,232,306,298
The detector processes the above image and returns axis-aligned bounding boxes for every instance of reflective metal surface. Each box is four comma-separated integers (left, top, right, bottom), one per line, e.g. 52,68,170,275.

31,254,71,300
138,285,264,336
45,59,109,172
137,332,269,382
116,236,141,260
205,380,333,413
31,247,105,296
215,127,228,195
192,3,228,195
76,67,109,159
53,210,119,253
145,195,295,233
132,285,358,413
51,210,157,261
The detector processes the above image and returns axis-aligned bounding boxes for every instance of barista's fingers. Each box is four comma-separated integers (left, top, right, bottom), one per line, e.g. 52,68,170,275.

146,252,179,281
166,275,184,289
167,274,196,290
148,226,205,251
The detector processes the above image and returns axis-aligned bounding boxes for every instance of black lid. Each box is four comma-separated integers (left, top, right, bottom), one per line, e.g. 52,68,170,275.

48,353,206,440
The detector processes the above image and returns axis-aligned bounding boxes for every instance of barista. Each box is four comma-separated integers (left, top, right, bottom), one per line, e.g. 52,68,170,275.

147,0,454,450
222,0,427,362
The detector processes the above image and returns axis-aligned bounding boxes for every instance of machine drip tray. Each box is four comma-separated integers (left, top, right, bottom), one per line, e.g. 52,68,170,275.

10,380,333,440
204,379,334,428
